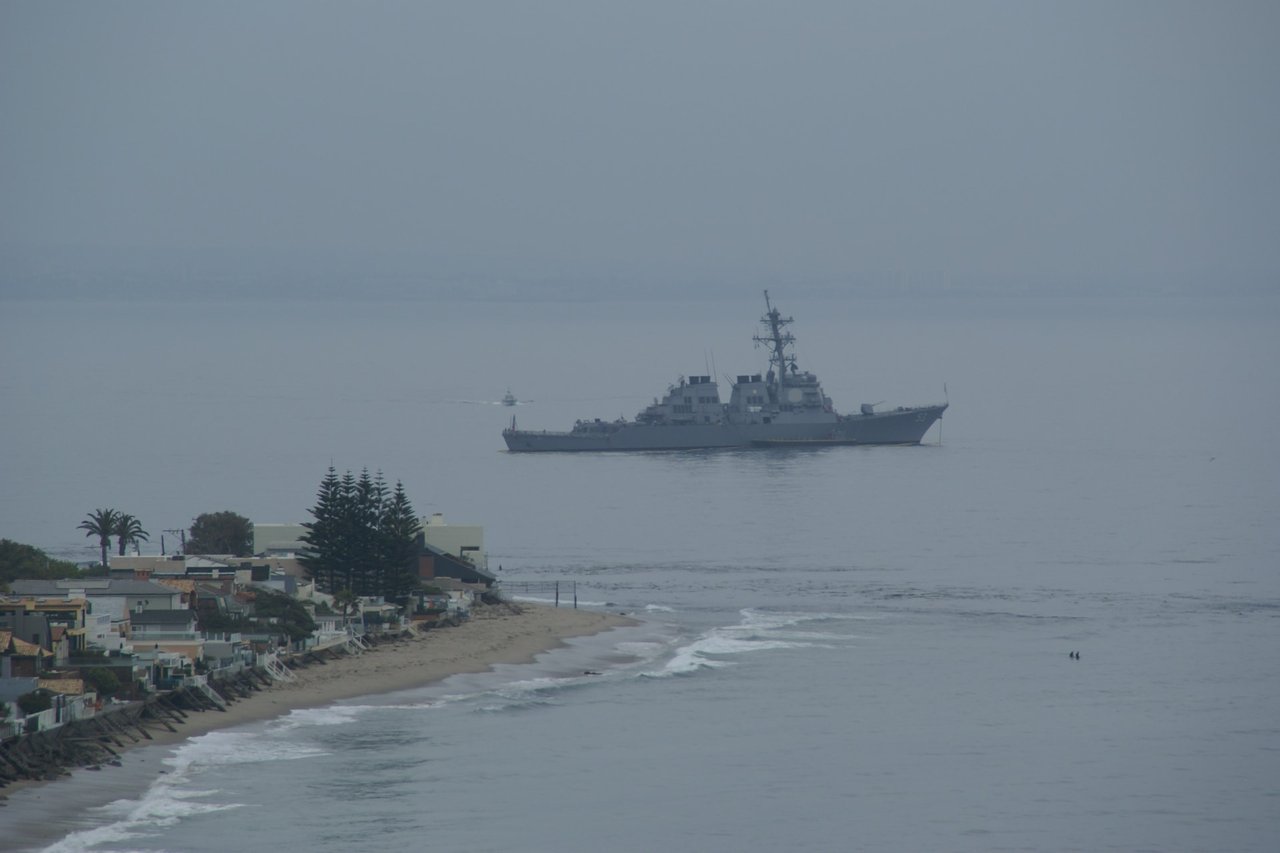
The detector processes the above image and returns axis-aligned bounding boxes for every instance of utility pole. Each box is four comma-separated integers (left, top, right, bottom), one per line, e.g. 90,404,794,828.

163,529,186,555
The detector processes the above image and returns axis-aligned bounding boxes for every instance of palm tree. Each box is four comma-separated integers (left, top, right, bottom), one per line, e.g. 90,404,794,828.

332,588,359,624
113,513,150,556
78,508,120,567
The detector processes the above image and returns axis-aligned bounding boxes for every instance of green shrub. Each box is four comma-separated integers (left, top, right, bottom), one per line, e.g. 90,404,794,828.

17,689,53,715
83,667,121,696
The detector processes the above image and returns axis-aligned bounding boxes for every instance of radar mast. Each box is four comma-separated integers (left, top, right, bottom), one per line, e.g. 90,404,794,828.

754,289,797,390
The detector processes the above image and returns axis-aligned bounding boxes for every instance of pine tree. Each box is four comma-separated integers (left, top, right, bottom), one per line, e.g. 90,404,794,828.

301,467,421,602
300,467,343,593
352,469,385,596
365,471,390,596
379,481,422,604
336,470,359,592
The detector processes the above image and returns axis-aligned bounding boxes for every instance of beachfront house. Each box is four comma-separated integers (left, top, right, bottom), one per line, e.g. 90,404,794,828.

418,541,497,589
9,579,182,628
0,630,51,679
0,644,100,736
82,611,128,654
0,630,53,735
202,630,254,672
0,596,92,663
131,647,195,691
129,609,204,663
421,513,487,569
109,555,308,593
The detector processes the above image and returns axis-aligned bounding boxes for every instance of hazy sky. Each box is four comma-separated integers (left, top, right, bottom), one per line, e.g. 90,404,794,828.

2,1,1277,293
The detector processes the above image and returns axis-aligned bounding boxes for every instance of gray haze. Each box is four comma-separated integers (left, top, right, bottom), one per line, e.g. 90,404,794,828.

2,1,1278,296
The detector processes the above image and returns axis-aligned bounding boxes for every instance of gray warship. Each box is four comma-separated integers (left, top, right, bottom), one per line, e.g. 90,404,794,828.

503,292,947,452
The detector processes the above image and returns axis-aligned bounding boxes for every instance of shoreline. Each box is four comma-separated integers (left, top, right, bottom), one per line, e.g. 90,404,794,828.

0,601,636,804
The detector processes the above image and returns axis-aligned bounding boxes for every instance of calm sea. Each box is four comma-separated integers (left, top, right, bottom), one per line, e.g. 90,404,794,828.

1,292,1278,851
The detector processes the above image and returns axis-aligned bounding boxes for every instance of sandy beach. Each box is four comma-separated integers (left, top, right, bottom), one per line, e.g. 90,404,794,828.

1,602,635,802
153,601,634,744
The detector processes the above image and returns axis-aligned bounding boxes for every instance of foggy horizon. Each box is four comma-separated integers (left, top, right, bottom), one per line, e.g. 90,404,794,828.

3,2,1277,300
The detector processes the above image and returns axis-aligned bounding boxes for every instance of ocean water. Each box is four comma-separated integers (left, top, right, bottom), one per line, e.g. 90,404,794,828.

2,292,1278,851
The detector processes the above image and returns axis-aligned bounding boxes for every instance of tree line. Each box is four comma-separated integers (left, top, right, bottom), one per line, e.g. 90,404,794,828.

0,540,89,590
64,469,423,605
76,508,255,563
77,508,150,565
299,467,421,603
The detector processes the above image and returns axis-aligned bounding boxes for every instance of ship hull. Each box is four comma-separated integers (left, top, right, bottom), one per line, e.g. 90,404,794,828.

503,404,946,452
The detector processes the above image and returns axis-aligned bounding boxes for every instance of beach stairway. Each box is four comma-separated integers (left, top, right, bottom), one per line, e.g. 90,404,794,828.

192,680,228,710
175,676,229,711
344,631,372,655
261,653,297,683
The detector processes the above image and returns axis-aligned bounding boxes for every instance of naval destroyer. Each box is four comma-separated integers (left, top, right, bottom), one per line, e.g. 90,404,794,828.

502,292,947,452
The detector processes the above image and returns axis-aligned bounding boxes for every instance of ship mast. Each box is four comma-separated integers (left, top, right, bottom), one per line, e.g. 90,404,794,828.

754,289,796,391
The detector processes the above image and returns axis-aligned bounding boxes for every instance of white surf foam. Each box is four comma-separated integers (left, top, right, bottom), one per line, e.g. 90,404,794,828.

40,719,340,851
642,608,860,677
42,760,246,853
266,704,366,732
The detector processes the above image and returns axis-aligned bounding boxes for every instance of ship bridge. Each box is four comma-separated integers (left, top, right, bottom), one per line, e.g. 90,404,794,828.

636,375,724,425
727,374,767,413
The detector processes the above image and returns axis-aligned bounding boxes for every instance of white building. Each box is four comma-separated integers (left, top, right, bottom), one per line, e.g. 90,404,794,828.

421,513,486,569
252,523,309,557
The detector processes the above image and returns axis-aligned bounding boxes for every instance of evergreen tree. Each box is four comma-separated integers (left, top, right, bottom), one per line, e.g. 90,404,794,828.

250,588,317,643
0,540,83,589
369,471,391,595
379,481,422,604
301,468,421,601
300,467,343,593
352,469,383,596
336,470,359,592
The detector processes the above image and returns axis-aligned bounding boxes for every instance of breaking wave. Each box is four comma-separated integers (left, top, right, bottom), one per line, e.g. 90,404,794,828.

37,729,315,853
643,609,860,677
